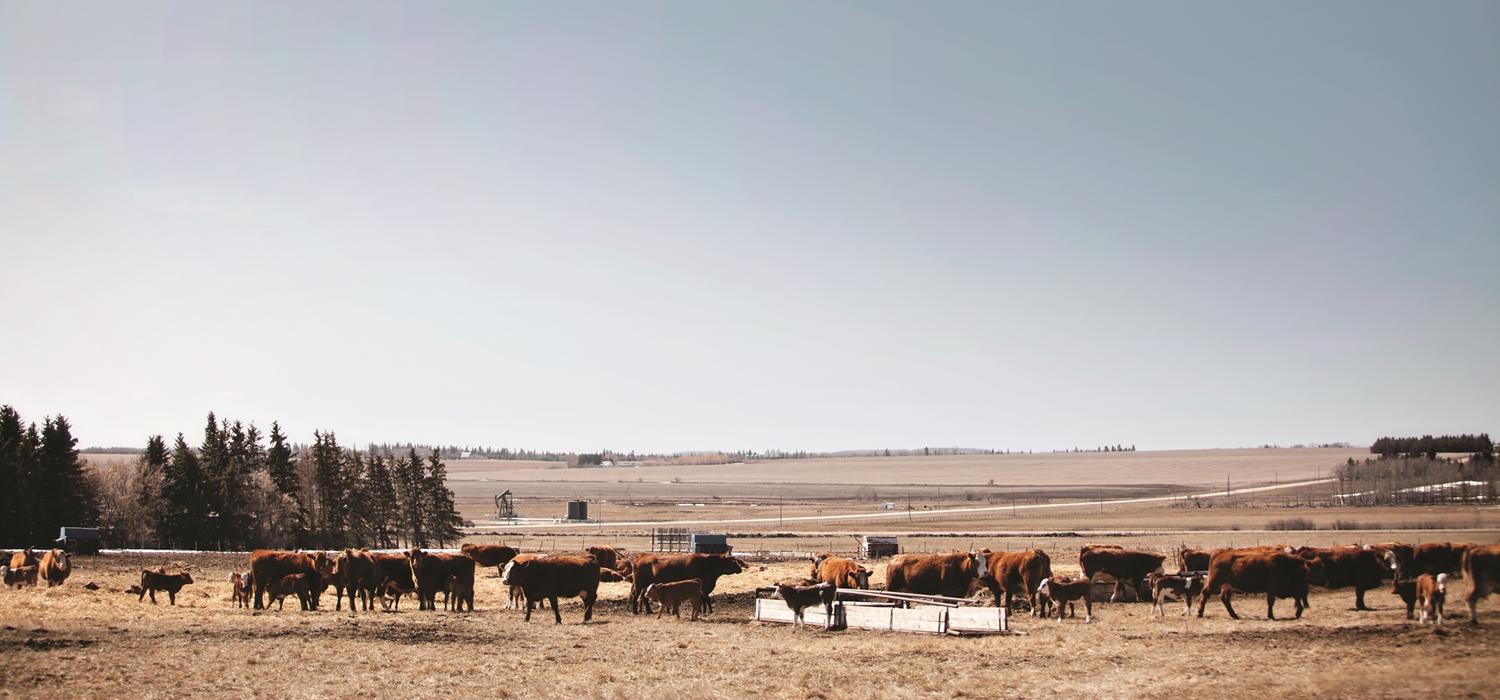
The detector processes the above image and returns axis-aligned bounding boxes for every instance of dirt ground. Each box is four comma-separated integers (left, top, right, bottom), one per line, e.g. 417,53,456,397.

3,544,1499,699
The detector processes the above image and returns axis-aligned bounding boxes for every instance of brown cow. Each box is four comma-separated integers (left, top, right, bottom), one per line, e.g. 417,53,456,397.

1415,573,1447,625
981,549,1051,615
628,553,748,615
139,569,193,605
1178,548,1212,573
461,543,520,577
445,574,474,612
249,550,328,610
1391,578,1419,619
1291,546,1386,611
371,552,416,595
1462,544,1500,624
1196,549,1310,620
5,565,38,588
645,578,704,621
586,546,627,573
811,555,871,590
8,547,37,570
270,573,310,611
1148,571,1204,617
37,549,69,587
407,549,476,612
1411,542,1470,578
774,577,836,630
884,552,989,600
1079,545,1165,603
502,554,600,623
506,553,541,609
1037,576,1093,622
599,567,626,583
333,549,379,612
230,571,253,608
1367,542,1413,579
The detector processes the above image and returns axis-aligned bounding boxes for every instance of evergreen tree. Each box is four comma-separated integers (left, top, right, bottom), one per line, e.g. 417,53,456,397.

422,451,464,547
136,435,171,547
307,431,348,547
395,447,426,547
266,421,298,496
363,452,399,548
31,415,97,544
197,413,234,549
163,433,206,548
0,406,27,546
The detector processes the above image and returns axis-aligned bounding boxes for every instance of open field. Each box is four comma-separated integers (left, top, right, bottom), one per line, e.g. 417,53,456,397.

3,541,1500,699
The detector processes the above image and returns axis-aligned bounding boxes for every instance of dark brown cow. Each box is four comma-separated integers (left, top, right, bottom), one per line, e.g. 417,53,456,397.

333,549,379,612
445,574,474,612
37,549,70,587
645,578,704,621
628,553,748,615
1366,542,1413,579
1079,545,1165,603
1411,542,1470,578
461,543,520,577
139,570,193,605
1196,549,1310,620
980,549,1052,615
599,567,626,583
884,552,989,600
1291,546,1386,611
5,565,38,588
371,552,416,593
1178,548,1212,573
502,554,600,623
1463,544,1500,624
249,550,328,610
586,546,627,573
774,577,836,630
1391,578,1418,619
1037,576,1093,622
811,555,871,589
407,549,476,612
270,573,310,610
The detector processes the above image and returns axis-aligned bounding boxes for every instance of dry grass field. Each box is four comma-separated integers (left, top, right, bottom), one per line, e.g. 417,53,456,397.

4,538,1500,699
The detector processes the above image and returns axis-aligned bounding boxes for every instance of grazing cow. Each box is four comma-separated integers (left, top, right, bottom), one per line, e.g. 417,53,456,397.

884,552,989,600
445,574,474,612
407,549,476,612
139,570,193,605
270,573,310,611
1079,545,1166,603
1196,549,1310,620
37,549,70,587
5,565,38,588
1391,578,1419,620
1037,576,1094,623
1411,543,1470,578
1462,544,1500,624
1178,548,1212,573
645,578,705,621
333,549,379,612
628,553,748,615
502,554,601,623
249,550,328,610
230,571,253,608
811,555,872,590
980,549,1052,615
1416,573,1447,625
1291,546,1386,611
8,547,37,570
461,543,520,577
1148,572,1204,617
774,578,837,630
586,546,628,573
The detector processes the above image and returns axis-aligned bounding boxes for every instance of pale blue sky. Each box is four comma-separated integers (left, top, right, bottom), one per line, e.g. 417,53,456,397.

3,1,1497,452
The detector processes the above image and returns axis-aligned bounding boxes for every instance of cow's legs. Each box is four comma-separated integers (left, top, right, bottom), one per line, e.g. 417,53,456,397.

1355,587,1372,611
254,580,265,610
1220,587,1239,619
138,587,147,603
1294,595,1304,618
551,595,562,624
1197,585,1214,617
1265,591,1276,620
1083,596,1093,623
582,591,595,622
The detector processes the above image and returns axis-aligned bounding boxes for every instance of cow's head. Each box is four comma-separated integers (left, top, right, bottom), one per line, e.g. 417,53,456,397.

500,560,517,585
713,555,747,575
1436,573,1449,593
1037,578,1052,597
179,572,194,585
969,551,989,579
853,565,871,589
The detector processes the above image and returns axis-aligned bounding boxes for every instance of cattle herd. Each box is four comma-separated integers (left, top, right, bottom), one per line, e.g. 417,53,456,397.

3,540,1499,629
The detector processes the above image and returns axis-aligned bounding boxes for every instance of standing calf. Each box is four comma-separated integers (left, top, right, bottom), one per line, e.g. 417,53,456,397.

139,570,193,605
5,565,38,588
1391,578,1418,620
1417,573,1447,625
1038,576,1093,623
1148,572,1204,617
270,573,310,611
774,578,837,630
445,574,474,612
230,571,253,608
644,578,704,621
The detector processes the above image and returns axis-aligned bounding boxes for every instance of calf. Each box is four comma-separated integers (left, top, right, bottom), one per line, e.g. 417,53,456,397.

5,565,38,588
1037,576,1093,623
1391,578,1418,620
645,578,705,621
270,573,310,611
230,571,253,608
139,570,193,605
445,574,474,612
1416,573,1447,625
1148,572,1204,617
379,580,415,611
774,577,837,630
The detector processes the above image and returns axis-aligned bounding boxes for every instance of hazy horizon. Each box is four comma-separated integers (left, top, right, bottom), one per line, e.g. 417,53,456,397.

4,2,1498,454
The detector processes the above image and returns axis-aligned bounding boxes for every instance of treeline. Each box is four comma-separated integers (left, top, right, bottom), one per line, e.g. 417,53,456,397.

0,406,99,548
1334,454,1496,505
36,408,466,551
1370,434,1494,457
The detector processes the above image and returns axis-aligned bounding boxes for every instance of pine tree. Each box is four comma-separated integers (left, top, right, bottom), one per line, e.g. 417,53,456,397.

422,451,464,547
395,447,426,547
197,413,233,549
266,421,298,497
163,433,206,549
363,452,399,548
32,415,97,544
136,435,171,547
343,449,372,547
310,431,347,547
0,406,26,546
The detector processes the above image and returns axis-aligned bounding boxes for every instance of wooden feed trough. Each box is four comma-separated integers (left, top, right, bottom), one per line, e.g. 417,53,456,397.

753,588,1009,636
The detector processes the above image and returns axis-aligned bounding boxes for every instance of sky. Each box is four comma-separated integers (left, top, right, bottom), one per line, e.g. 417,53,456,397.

2,1,1498,453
